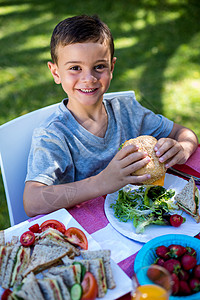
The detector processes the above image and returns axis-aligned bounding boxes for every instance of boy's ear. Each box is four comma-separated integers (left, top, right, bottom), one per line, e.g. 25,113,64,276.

47,61,61,84
110,57,117,78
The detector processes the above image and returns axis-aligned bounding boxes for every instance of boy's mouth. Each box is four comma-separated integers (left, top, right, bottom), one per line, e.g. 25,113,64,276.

78,88,98,94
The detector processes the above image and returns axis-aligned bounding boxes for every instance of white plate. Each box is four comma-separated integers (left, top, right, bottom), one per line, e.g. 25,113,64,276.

104,173,200,243
1,208,132,299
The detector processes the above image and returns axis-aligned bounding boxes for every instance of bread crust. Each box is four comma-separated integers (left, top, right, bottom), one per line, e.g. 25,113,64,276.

122,135,166,184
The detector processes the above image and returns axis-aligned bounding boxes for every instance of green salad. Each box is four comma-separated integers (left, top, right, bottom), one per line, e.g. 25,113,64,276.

110,185,179,233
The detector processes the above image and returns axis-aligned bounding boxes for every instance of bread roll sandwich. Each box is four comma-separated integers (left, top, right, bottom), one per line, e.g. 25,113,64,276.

122,135,166,186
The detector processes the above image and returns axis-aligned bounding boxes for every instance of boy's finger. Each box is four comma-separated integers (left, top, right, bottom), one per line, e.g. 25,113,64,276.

154,138,165,152
121,151,149,169
128,174,151,185
117,144,138,159
124,156,151,176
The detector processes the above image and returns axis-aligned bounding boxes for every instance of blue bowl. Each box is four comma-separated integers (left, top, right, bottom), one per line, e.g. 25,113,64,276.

134,234,200,300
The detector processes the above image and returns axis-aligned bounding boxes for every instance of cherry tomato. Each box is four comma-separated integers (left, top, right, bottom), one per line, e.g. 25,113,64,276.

1,289,12,300
20,231,35,246
81,272,98,300
28,223,40,233
65,227,88,250
40,219,66,233
170,214,184,227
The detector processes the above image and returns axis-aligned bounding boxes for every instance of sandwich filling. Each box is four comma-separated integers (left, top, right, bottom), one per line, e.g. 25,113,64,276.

0,246,6,269
99,258,107,293
11,246,30,286
49,278,63,300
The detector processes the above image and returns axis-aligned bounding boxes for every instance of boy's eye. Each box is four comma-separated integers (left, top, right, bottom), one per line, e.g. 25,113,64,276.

94,64,106,70
70,66,81,71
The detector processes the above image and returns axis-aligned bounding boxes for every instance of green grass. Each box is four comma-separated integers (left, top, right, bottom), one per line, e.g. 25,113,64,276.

0,0,200,230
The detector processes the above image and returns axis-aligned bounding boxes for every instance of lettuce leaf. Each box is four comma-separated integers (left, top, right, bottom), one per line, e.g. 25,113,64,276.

110,185,176,233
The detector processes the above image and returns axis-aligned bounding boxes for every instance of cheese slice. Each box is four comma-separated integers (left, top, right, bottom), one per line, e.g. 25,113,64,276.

151,174,165,186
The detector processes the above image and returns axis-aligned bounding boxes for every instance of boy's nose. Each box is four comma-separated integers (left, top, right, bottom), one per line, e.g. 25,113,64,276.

81,71,97,83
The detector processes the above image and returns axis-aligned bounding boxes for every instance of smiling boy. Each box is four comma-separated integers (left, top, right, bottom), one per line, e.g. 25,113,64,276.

23,15,198,217
48,41,115,138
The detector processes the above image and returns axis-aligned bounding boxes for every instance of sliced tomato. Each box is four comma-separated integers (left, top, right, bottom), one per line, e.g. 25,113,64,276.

65,227,88,250
81,272,98,300
28,223,40,233
40,219,66,233
56,226,66,234
20,231,35,247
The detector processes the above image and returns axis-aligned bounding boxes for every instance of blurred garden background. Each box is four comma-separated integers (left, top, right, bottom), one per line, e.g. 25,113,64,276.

0,0,200,229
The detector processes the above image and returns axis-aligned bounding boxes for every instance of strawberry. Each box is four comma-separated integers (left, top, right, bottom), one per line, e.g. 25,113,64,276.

185,246,197,257
179,280,192,295
181,254,197,271
189,278,200,292
163,258,181,274
155,257,165,267
168,244,186,258
171,273,179,295
156,245,170,260
179,269,190,281
193,265,200,279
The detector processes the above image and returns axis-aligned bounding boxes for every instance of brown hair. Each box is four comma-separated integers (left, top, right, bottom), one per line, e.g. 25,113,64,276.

50,15,114,64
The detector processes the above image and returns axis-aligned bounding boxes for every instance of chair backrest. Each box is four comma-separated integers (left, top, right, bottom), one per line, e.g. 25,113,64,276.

0,91,135,226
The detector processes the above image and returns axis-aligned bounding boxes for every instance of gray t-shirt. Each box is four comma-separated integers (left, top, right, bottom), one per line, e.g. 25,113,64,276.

26,94,173,185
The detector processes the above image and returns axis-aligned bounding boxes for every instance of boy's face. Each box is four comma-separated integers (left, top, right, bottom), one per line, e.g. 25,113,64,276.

48,41,116,108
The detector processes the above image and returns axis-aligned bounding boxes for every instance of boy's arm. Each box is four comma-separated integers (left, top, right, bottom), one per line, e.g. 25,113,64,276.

23,144,151,217
155,123,198,168
168,123,198,153
23,178,104,217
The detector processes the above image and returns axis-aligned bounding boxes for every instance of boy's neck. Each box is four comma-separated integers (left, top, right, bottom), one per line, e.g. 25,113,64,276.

67,101,108,138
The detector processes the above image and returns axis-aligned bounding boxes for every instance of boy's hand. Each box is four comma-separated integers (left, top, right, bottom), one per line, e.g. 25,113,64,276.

154,138,187,168
99,144,151,194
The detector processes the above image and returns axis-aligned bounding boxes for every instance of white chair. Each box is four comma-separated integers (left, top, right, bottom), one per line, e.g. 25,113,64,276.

0,91,135,226
0,103,59,226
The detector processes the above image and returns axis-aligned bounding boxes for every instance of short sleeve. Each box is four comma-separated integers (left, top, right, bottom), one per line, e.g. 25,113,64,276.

112,95,174,139
25,127,75,185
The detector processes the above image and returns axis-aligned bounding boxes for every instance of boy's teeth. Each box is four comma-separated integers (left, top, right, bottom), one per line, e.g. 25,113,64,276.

80,88,95,92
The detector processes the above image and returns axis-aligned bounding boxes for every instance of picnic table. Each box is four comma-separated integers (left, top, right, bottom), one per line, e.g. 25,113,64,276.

1,146,199,299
